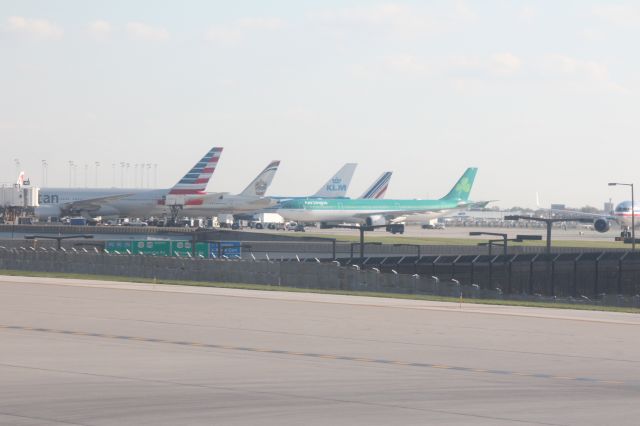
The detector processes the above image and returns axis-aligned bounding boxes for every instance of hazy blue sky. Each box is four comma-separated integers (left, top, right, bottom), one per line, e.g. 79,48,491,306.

2,1,639,208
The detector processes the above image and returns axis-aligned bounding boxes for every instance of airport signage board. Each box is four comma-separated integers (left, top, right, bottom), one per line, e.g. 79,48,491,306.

170,241,210,258
105,240,241,258
132,240,172,256
209,241,242,258
105,240,133,253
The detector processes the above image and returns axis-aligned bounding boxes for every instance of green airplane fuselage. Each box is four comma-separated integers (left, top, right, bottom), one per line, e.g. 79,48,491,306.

275,198,465,222
274,167,478,224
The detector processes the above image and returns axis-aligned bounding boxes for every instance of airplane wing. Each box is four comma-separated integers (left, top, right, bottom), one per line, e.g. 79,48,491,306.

61,193,135,214
546,208,617,222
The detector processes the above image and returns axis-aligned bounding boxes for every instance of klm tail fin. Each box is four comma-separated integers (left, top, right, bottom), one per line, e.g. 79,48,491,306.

240,160,280,197
312,163,357,198
441,167,478,202
169,147,223,195
359,171,392,199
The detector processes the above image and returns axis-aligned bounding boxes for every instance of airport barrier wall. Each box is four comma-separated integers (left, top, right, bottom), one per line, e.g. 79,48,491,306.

1,248,639,307
0,224,193,235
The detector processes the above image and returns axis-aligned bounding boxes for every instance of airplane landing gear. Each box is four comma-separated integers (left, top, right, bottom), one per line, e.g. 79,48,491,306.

169,205,183,226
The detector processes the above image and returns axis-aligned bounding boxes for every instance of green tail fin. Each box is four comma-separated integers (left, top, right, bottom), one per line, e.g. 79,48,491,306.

441,168,478,202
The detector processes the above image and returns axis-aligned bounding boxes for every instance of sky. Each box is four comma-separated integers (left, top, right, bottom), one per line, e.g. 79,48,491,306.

1,0,639,209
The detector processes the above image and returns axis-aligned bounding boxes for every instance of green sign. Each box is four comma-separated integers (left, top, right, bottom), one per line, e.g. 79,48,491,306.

132,240,171,256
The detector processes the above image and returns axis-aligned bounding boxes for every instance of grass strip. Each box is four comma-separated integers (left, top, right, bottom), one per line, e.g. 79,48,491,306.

282,231,627,249
1,269,638,314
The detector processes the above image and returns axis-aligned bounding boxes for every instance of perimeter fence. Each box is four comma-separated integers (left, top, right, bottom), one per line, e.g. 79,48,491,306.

1,245,639,308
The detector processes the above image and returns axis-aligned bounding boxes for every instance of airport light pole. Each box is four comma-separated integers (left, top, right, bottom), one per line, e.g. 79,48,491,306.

41,160,47,186
326,223,388,261
68,160,74,187
472,233,542,256
503,215,587,254
469,232,508,256
609,182,635,251
120,162,125,187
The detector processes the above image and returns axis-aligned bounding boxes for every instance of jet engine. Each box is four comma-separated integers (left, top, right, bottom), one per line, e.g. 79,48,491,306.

365,215,386,227
34,205,62,220
593,218,610,233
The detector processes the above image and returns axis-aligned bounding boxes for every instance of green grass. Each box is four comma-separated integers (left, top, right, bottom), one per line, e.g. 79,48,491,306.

290,231,627,249
2,269,638,314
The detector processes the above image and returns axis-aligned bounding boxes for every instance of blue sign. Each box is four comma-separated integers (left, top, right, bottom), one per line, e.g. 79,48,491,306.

209,241,242,258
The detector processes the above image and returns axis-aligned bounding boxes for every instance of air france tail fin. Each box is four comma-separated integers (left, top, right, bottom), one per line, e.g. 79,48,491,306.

359,171,392,199
240,160,280,197
169,147,223,195
312,163,357,198
441,167,478,202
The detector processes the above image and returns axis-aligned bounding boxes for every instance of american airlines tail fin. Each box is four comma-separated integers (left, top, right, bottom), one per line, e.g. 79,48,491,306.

169,147,223,195
441,167,478,202
312,163,357,198
359,171,392,199
240,161,280,197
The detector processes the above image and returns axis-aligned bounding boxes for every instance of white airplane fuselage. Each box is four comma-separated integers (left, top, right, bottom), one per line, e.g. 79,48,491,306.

612,201,640,229
182,194,277,216
36,188,170,219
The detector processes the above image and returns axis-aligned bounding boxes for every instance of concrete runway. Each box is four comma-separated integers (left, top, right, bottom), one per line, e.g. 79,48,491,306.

1,276,639,425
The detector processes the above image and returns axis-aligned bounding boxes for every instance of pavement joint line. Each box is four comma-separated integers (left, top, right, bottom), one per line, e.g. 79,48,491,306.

2,323,627,387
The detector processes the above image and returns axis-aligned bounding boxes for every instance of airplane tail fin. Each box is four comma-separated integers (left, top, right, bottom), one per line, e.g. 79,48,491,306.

240,160,280,197
359,171,392,199
441,167,478,202
16,171,25,186
312,163,357,198
169,147,223,195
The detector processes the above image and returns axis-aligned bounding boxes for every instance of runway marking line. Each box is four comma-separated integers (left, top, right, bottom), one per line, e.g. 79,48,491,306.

1,324,627,387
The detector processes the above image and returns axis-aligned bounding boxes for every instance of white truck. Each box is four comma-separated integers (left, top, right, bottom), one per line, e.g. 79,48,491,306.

252,212,285,230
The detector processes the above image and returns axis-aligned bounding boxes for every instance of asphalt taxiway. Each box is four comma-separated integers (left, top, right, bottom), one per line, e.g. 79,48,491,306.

1,275,639,425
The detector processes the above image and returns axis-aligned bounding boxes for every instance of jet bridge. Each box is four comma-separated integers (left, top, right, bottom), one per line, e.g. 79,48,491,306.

0,182,39,223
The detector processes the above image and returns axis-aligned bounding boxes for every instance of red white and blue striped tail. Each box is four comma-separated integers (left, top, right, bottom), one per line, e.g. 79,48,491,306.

359,171,392,199
169,147,223,195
